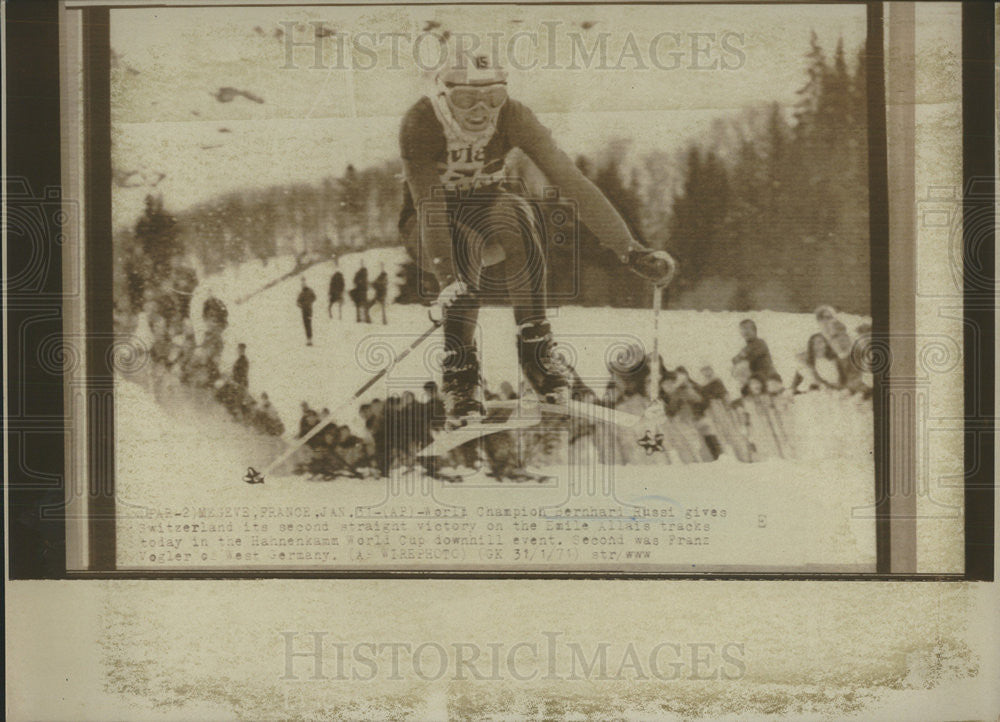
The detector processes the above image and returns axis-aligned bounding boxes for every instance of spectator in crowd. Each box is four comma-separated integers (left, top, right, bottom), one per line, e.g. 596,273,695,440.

661,366,706,420
117,264,290,443
672,366,725,460
185,344,219,391
239,394,258,426
308,426,344,478
150,287,179,327
605,344,649,407
202,289,229,331
350,263,371,324
328,264,345,320
213,374,245,419
254,392,285,436
296,276,317,346
397,390,422,464
371,263,389,325
232,343,249,388
383,394,403,467
745,376,765,397
335,424,368,472
170,260,199,319
698,364,729,403
423,382,446,434
791,333,843,394
201,319,225,360
814,305,852,359
298,401,320,440
366,398,387,475
358,402,378,465
732,319,783,395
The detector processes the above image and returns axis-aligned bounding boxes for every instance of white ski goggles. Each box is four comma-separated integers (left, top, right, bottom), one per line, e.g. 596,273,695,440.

444,83,508,110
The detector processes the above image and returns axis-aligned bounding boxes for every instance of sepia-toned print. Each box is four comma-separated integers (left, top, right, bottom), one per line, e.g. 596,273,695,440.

98,3,955,574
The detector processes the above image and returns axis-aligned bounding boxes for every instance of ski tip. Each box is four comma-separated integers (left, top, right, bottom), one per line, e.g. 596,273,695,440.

243,466,265,485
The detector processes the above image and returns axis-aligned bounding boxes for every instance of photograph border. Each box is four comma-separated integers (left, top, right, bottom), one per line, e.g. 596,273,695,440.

5,0,994,581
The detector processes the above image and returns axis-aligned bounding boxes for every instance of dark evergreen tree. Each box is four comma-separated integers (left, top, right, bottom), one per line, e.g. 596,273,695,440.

134,194,181,276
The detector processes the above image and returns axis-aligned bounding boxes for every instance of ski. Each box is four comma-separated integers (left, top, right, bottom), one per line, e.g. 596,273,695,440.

423,466,477,484
417,415,543,458
484,399,641,428
485,467,554,483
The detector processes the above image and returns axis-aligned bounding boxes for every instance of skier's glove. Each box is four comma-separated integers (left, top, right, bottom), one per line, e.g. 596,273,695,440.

429,280,473,323
626,246,678,287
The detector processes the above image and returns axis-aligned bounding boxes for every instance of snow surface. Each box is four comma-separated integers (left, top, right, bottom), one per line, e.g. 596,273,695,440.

115,249,876,572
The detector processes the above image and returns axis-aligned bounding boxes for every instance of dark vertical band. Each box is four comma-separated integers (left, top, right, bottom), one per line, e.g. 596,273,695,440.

6,0,66,579
885,2,917,573
84,6,116,570
865,1,891,574
962,1,995,582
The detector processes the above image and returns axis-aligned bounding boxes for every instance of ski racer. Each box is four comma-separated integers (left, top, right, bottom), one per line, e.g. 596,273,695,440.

398,50,675,425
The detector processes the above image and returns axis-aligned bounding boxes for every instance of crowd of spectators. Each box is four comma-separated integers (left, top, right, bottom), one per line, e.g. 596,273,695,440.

121,259,285,439
601,306,873,462
293,381,446,479
289,304,874,477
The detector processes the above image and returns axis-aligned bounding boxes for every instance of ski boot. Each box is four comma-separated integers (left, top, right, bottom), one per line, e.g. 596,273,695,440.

441,344,485,428
517,320,572,409
436,343,487,474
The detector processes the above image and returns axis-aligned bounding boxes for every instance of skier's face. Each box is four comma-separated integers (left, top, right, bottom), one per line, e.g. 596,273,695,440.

445,84,506,133
740,323,756,341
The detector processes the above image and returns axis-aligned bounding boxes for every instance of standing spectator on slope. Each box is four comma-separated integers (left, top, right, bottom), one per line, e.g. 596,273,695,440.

327,264,346,320
371,263,389,325
732,319,782,395
350,264,371,323
232,343,249,389
296,276,317,346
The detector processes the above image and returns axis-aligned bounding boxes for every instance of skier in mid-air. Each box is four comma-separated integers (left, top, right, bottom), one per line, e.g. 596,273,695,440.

398,50,675,427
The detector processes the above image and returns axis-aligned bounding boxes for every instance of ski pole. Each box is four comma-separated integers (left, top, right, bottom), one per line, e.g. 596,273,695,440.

648,251,676,403
246,317,442,483
650,284,663,403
